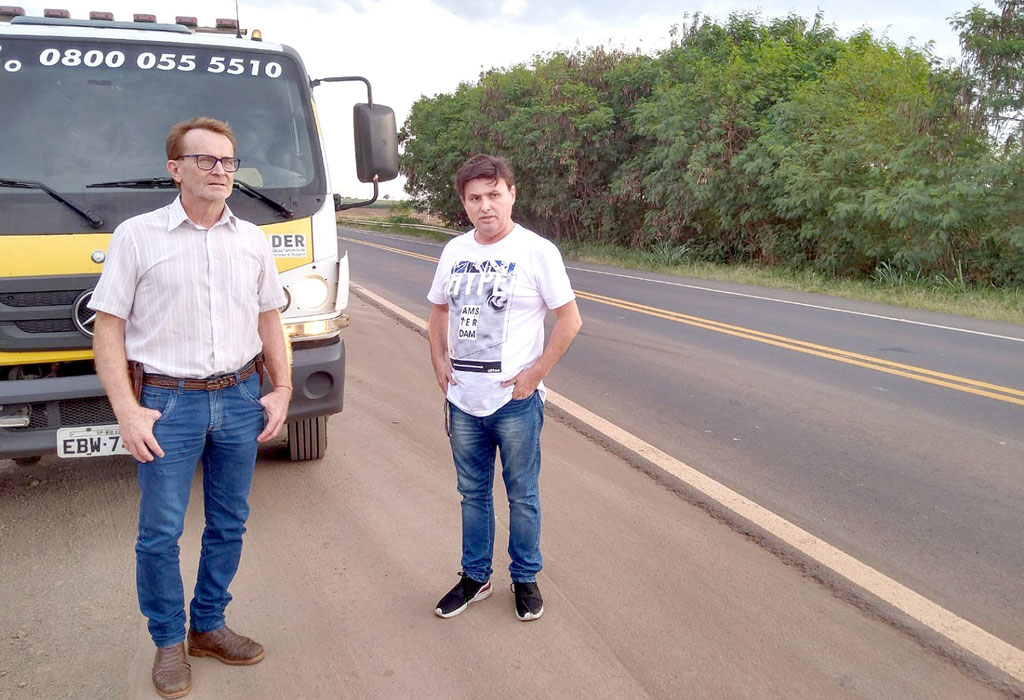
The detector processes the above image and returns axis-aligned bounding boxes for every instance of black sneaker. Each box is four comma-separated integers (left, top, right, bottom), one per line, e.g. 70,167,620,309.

435,573,492,618
511,581,544,621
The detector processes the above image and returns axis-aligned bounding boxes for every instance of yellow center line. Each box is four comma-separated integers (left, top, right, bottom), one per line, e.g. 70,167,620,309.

341,234,1024,407
339,235,439,263
576,290,1024,407
578,291,1024,396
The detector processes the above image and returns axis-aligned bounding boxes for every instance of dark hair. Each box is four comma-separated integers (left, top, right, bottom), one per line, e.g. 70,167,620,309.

454,154,515,198
165,116,237,160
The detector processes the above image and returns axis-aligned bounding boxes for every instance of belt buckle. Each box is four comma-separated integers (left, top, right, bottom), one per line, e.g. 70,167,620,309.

205,375,233,391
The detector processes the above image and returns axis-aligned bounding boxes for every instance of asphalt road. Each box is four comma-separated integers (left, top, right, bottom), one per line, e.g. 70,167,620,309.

337,227,1024,660
0,296,1010,699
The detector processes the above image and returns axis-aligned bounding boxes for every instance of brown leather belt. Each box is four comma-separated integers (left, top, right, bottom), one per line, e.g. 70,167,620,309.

142,357,259,391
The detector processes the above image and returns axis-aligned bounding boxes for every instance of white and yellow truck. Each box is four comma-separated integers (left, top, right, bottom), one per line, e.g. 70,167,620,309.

0,7,398,462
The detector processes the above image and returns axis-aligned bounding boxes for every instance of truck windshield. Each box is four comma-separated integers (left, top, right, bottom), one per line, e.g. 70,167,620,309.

0,34,325,232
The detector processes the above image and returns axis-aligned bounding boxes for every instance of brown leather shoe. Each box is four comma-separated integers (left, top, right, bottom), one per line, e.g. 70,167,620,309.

187,625,265,666
152,643,192,699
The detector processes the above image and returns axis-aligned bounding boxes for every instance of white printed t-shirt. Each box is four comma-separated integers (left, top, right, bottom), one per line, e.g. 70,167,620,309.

427,224,575,417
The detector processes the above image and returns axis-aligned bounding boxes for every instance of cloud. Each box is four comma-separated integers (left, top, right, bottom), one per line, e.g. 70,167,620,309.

429,0,680,24
240,0,368,12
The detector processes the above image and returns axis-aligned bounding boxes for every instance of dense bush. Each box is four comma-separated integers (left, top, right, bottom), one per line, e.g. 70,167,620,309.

399,3,1024,287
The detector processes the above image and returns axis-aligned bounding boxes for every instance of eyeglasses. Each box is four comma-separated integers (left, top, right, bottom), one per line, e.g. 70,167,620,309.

176,154,241,173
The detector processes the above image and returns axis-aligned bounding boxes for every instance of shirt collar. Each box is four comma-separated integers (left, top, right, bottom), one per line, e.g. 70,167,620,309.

166,195,239,233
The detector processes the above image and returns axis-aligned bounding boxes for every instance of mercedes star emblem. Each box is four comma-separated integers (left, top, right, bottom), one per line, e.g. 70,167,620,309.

72,289,96,338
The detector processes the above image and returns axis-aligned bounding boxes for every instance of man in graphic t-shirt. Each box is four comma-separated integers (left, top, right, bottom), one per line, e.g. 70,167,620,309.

427,154,582,621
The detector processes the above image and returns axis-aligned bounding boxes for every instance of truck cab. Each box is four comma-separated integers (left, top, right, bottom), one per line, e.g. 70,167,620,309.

0,8,398,462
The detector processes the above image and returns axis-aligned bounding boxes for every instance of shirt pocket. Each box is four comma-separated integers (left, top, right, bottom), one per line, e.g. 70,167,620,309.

229,258,262,309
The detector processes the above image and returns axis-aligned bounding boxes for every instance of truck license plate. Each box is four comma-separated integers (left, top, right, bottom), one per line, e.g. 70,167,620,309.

56,425,130,458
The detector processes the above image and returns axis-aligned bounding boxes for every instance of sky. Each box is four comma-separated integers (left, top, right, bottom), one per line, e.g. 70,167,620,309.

18,0,980,200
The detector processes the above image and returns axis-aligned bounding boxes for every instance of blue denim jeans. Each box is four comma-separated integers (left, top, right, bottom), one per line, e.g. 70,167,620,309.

448,391,544,584
135,372,264,647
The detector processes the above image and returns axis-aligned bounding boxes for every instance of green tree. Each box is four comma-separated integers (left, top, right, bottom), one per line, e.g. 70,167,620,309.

399,83,483,227
619,12,843,257
474,47,654,241
951,1,1024,284
953,0,1024,144
398,6,1023,287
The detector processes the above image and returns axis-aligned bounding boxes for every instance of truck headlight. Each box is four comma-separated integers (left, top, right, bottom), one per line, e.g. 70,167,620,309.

291,275,329,310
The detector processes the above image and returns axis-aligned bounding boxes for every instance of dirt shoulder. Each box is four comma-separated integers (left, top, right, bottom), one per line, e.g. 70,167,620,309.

0,297,1006,699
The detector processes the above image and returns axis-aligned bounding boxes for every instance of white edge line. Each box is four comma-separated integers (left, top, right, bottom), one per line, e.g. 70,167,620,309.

353,283,429,331
353,281,1024,684
544,390,1024,684
566,266,1024,344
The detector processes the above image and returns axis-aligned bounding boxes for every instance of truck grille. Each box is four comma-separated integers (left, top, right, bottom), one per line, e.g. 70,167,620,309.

27,403,48,430
15,319,77,333
19,397,116,431
1,275,99,351
1,290,81,307
60,397,116,426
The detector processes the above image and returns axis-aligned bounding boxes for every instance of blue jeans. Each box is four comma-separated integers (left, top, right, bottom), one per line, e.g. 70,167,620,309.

135,372,264,648
448,392,544,584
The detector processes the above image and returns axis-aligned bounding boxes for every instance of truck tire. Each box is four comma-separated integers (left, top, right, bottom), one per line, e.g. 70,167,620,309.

287,416,327,461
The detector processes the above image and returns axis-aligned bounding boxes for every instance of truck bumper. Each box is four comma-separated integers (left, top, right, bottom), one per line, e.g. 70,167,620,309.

278,336,345,421
0,337,345,460
0,374,112,460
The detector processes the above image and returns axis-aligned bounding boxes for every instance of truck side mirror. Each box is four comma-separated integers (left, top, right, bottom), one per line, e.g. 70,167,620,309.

353,103,399,183
334,193,343,211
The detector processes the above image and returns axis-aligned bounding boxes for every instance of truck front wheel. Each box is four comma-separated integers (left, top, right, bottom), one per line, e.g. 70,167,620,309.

287,416,328,461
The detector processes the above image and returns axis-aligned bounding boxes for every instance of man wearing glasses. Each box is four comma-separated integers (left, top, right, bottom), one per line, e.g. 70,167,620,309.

90,117,290,699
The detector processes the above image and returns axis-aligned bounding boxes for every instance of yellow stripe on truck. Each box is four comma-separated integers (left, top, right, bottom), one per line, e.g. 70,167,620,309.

0,348,95,365
1,234,110,277
1,218,315,277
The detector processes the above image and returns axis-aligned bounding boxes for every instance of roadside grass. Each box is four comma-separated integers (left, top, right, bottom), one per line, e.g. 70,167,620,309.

336,214,1023,326
337,217,454,242
561,241,1024,326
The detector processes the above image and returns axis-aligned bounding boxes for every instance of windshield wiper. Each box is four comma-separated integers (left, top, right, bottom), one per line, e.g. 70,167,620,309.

87,177,176,189
233,181,293,218
88,177,293,218
0,178,103,228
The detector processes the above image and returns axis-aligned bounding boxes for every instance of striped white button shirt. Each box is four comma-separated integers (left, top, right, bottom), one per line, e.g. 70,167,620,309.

89,196,287,378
